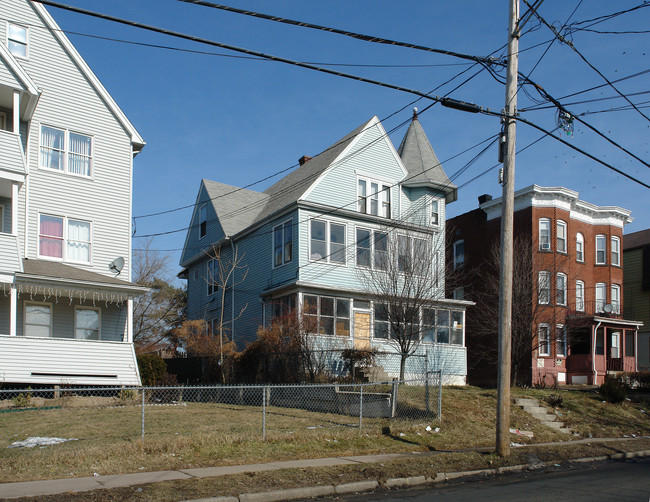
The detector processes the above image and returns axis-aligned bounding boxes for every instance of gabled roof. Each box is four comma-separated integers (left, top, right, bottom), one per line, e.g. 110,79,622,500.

204,180,269,237
31,2,145,152
397,109,457,203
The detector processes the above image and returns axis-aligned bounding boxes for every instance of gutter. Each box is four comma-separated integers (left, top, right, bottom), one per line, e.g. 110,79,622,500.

15,273,149,294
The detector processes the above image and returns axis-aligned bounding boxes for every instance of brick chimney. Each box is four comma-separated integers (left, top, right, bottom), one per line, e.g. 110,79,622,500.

298,155,312,166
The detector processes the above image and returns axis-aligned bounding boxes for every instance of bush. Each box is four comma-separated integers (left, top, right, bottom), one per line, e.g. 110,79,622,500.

137,353,167,386
11,388,32,409
627,372,650,390
545,393,564,408
341,348,376,382
600,376,627,404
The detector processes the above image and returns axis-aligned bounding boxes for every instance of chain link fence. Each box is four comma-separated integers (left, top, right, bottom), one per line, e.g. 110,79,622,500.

0,372,441,456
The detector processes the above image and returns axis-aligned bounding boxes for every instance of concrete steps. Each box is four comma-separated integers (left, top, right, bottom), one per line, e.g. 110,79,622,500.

514,397,572,435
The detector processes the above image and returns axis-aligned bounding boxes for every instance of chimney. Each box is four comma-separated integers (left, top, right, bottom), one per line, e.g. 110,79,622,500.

298,155,312,166
478,194,493,205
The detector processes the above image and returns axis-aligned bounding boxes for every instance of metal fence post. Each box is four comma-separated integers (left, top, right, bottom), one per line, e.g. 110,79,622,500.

262,385,267,441
425,349,430,415
437,370,442,421
359,384,363,431
141,387,145,441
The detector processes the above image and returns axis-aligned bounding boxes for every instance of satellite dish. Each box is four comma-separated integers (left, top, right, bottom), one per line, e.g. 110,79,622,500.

604,304,613,314
108,257,125,276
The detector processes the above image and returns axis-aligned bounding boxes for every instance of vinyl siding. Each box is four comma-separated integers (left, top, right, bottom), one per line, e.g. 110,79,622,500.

7,0,133,280
0,296,9,334
181,183,226,266
0,233,21,273
0,55,25,89
623,249,649,322
0,129,26,175
1,196,11,232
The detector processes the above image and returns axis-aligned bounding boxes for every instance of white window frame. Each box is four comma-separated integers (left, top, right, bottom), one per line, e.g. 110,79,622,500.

453,240,464,269
207,258,217,296
556,272,567,306
272,219,293,268
357,176,391,218
539,218,551,251
575,280,585,312
309,219,347,265
356,227,389,270
538,323,550,357
7,22,28,59
595,282,606,312
39,125,93,178
611,236,620,266
431,199,440,226
198,205,207,239
611,284,621,314
74,305,101,340
556,220,567,253
538,271,550,304
24,301,52,338
0,204,4,233
37,214,92,264
556,324,567,357
576,232,584,262
596,234,606,265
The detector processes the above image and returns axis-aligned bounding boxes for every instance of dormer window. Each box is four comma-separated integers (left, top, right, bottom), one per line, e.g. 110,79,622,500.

357,177,390,218
8,23,28,58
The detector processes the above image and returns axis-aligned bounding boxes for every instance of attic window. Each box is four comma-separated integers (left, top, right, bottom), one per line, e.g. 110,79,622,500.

8,23,28,58
357,177,391,218
199,205,207,239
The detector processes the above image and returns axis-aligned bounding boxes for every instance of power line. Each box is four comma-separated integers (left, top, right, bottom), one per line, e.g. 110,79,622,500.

174,0,505,68
520,88,650,112
567,2,650,29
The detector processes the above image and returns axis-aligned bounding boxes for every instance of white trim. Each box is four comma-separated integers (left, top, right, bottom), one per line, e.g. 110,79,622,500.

595,234,607,265
611,236,621,266
575,280,585,312
556,324,567,358
272,218,293,269
308,218,348,266
611,284,621,314
0,204,3,233
538,271,550,304
556,220,567,253
31,3,145,150
24,300,53,338
576,232,584,262
6,21,29,60
538,323,551,357
38,124,94,179
37,213,93,265
74,305,101,340
556,272,567,306
0,42,39,95
9,285,17,336
539,218,551,251
595,282,606,312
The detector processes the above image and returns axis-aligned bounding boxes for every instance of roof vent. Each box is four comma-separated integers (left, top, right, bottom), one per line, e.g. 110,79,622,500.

478,194,493,205
298,155,312,166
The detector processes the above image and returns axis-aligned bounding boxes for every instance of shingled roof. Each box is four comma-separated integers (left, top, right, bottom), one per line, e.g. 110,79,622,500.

203,180,269,238
397,109,457,203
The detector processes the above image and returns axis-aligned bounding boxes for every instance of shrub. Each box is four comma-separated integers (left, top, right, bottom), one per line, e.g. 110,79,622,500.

341,348,376,382
627,372,650,390
600,376,627,404
137,353,167,386
11,388,32,409
544,393,564,408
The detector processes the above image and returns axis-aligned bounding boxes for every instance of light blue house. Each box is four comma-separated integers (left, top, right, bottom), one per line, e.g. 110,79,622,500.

180,112,470,383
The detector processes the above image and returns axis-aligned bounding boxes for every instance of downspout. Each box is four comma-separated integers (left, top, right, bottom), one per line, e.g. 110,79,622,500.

230,237,235,343
635,328,638,372
592,320,602,385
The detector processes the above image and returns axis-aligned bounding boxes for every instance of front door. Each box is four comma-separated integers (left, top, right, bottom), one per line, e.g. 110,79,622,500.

354,312,371,350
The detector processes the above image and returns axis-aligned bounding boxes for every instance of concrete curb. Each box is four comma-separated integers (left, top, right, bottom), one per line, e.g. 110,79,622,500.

180,449,650,502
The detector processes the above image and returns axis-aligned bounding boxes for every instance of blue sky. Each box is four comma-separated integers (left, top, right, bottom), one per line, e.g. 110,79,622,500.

40,0,650,269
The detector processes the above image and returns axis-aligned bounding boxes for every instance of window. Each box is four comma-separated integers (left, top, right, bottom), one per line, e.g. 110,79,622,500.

398,235,429,273
595,282,606,312
575,280,585,311
355,229,388,270
356,229,371,268
309,219,346,264
538,324,550,356
556,273,567,306
538,271,550,304
271,295,296,320
75,307,100,340
557,325,567,357
453,240,464,269
450,311,463,345
24,302,51,337
8,23,27,58
357,177,390,218
611,332,620,359
40,125,93,177
557,220,567,253
199,205,207,239
539,218,551,250
625,331,635,357
611,236,620,266
207,259,217,295
374,303,389,339
38,215,91,263
273,220,293,267
453,287,464,300
374,231,388,270
0,205,4,233
595,327,605,355
303,294,350,337
422,308,436,343
431,200,440,226
576,232,584,262
596,234,606,264
611,285,620,314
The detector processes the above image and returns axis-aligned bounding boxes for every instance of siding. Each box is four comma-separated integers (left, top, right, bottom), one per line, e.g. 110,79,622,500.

0,334,140,385
0,55,26,89
0,296,9,334
180,183,226,266
0,233,21,273
0,196,12,232
8,0,134,280
0,129,26,175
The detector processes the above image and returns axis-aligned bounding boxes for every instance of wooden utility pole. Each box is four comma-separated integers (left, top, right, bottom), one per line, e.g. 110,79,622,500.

496,0,520,457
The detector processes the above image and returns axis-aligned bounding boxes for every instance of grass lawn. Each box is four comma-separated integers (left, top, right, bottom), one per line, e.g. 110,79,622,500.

0,385,648,483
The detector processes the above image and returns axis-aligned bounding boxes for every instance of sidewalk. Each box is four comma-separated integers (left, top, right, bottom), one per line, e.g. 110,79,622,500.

1,436,648,500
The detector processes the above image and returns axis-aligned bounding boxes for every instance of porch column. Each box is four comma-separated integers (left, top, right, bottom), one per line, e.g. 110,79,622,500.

13,91,20,134
9,284,17,336
11,183,18,235
126,297,133,343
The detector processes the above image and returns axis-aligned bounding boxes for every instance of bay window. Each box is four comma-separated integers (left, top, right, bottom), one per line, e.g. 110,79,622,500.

539,218,551,250
38,214,91,263
557,325,567,357
596,234,606,264
557,220,567,253
611,284,620,314
611,236,620,266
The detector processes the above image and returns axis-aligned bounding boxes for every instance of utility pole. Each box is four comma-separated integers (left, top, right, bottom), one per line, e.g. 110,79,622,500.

496,0,519,457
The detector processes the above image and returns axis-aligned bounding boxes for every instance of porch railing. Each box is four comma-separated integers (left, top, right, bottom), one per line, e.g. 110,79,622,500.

566,300,623,319
607,358,623,372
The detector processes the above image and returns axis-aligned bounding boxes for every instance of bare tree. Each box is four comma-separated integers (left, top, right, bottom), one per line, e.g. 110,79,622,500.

358,230,447,379
132,239,186,354
205,244,249,374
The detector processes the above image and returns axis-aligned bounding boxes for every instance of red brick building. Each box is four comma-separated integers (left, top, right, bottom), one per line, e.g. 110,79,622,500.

448,185,641,386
